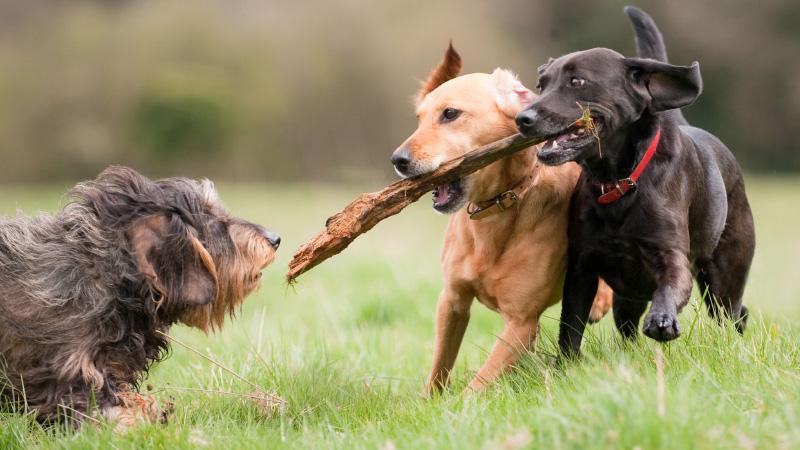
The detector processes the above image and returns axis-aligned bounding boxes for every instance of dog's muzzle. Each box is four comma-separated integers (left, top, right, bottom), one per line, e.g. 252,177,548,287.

391,147,413,177
254,225,281,249
515,109,539,137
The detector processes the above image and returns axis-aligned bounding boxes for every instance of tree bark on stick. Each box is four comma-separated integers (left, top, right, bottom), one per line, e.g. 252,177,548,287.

286,133,544,283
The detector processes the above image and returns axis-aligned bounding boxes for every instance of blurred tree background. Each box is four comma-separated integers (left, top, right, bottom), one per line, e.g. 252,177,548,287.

0,0,796,184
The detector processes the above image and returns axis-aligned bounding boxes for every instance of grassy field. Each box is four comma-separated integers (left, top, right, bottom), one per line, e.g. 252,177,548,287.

1,176,799,449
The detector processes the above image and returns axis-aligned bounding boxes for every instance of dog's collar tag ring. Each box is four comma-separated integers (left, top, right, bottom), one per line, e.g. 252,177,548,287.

468,191,518,220
467,175,530,220
596,127,661,205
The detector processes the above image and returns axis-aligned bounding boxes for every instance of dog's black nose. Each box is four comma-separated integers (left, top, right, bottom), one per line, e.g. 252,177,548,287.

263,230,281,249
391,147,412,175
515,109,537,133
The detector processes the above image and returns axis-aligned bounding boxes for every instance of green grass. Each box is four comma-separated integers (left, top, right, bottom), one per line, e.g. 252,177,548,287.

1,176,799,449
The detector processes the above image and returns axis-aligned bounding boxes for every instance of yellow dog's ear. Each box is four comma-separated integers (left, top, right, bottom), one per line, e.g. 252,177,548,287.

491,68,535,118
417,42,462,105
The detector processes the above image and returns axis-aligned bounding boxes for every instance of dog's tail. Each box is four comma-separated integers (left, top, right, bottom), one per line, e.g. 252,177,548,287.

624,5,689,125
625,6,668,62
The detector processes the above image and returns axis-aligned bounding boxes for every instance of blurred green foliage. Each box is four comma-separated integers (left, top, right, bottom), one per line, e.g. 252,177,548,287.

133,80,234,161
0,0,796,183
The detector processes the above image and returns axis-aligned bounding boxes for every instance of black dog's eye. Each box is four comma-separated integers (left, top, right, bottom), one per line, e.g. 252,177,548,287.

440,107,462,123
629,68,645,83
569,77,586,88
535,82,542,93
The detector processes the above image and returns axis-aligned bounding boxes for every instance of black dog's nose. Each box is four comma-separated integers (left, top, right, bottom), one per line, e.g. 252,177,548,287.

515,109,537,134
263,230,281,249
391,147,412,175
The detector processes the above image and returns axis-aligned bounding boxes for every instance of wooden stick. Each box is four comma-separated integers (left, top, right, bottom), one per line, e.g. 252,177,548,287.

286,132,544,282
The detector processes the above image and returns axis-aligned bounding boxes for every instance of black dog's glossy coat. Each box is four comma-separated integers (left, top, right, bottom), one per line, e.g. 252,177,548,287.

516,7,755,354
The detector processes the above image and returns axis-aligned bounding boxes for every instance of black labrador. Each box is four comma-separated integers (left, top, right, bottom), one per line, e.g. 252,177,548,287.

515,6,755,355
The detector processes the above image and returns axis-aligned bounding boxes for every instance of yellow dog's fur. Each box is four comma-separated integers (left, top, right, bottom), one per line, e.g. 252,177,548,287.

397,45,613,392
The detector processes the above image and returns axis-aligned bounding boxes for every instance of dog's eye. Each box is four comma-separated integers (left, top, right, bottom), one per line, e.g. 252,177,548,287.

535,82,542,93
440,107,462,123
569,77,586,88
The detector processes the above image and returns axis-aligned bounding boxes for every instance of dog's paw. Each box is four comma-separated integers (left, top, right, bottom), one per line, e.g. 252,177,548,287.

588,280,614,323
642,311,681,341
103,392,171,433
736,305,750,334
588,297,612,323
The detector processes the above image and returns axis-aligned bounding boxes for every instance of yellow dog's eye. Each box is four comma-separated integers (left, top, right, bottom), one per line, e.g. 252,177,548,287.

569,77,586,87
440,107,462,123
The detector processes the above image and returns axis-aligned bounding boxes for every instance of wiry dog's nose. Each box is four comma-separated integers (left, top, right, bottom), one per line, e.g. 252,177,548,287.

265,231,280,249
391,147,412,175
515,109,538,135
256,227,280,249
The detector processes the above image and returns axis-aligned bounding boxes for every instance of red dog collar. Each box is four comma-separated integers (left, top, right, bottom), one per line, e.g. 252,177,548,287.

595,127,661,205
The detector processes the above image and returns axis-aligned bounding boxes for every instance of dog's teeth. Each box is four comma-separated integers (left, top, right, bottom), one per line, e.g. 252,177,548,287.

552,140,559,149
577,128,586,135
570,133,578,139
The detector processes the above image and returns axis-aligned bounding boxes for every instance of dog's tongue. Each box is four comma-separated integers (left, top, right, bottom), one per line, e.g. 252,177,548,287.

433,185,448,205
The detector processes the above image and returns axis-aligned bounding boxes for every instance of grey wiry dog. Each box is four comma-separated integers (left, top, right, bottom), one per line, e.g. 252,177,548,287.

0,166,279,429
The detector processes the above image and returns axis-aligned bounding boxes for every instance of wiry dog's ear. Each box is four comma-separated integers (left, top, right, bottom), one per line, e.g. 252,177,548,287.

417,42,462,105
491,68,535,118
127,214,218,309
623,58,702,112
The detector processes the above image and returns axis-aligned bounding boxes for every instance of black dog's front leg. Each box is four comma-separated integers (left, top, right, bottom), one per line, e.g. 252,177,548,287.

558,260,598,357
642,249,693,341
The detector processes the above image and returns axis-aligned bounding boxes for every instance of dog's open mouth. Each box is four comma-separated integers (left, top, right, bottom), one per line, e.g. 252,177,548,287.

539,118,603,165
431,179,464,213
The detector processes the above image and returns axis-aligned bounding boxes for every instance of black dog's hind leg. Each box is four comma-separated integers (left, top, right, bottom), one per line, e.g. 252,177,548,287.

612,294,648,339
697,182,755,333
558,261,598,357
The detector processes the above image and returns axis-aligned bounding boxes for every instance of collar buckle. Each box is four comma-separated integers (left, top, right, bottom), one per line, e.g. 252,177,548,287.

496,191,518,211
467,177,529,221
595,127,659,205
620,177,637,192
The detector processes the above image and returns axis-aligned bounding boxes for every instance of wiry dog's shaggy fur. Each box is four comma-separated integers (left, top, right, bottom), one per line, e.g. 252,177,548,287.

0,166,279,430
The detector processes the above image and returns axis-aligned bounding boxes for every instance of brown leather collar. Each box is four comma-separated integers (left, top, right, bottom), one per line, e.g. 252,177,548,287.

467,175,532,220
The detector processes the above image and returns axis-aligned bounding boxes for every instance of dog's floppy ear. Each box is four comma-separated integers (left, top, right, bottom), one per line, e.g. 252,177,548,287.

623,58,702,112
491,68,535,118
417,42,462,104
127,214,218,308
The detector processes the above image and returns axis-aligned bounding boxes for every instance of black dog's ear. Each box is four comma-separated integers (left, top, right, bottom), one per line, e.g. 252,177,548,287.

622,58,702,112
537,57,555,75
128,214,218,308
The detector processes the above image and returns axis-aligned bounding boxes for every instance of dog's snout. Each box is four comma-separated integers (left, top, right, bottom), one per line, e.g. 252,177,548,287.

253,224,281,249
264,230,281,249
515,109,538,135
391,147,412,175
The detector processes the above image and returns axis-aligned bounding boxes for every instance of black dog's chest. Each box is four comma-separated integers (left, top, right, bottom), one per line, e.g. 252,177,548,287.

589,231,657,300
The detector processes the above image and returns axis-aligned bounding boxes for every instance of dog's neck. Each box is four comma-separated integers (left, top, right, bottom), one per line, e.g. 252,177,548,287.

468,146,537,203
581,113,662,183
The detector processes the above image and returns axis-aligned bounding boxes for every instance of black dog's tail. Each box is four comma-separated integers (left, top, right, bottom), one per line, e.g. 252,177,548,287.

624,6,689,125
625,6,668,62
